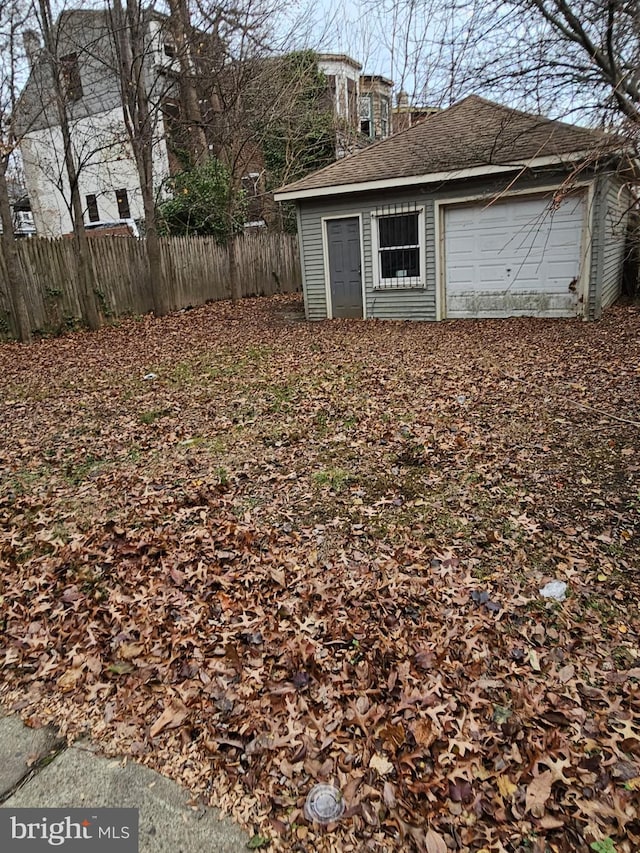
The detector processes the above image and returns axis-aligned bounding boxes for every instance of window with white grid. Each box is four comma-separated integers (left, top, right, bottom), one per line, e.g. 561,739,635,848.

372,204,425,289
359,95,372,137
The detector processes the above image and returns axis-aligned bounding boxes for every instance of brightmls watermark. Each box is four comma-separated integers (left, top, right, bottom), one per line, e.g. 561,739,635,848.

0,809,138,851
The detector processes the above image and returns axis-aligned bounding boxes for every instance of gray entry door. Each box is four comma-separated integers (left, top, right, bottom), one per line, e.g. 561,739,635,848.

326,217,363,318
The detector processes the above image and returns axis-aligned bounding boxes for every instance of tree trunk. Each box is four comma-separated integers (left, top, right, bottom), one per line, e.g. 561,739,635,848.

38,0,101,331
142,176,168,315
0,163,31,342
135,116,168,315
66,160,101,330
226,172,243,302
228,233,241,302
168,0,208,166
113,0,168,316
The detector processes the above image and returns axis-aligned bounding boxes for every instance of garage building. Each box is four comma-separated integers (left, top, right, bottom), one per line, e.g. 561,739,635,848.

274,95,631,321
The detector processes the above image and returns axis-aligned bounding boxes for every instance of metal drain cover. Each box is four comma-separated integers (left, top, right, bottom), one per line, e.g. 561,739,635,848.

304,784,345,823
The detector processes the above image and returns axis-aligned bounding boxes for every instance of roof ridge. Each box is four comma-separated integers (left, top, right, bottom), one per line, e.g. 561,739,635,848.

460,93,608,139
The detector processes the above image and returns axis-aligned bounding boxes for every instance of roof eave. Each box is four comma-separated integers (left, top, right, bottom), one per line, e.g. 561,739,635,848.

273,150,605,202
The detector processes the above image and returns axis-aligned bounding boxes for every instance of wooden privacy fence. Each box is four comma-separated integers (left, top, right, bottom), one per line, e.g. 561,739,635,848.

0,232,301,339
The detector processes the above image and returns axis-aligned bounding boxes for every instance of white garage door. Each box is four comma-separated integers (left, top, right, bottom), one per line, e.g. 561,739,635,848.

444,193,586,318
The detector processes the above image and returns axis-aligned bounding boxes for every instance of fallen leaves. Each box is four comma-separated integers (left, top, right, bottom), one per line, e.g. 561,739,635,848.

57,668,83,692
529,648,542,672
557,663,575,683
425,827,448,853
410,718,437,748
525,770,553,816
117,642,144,661
369,754,394,776
1,295,639,852
497,774,518,799
149,699,189,739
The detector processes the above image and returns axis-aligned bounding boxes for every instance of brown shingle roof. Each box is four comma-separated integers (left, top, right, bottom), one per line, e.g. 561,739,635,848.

276,95,617,197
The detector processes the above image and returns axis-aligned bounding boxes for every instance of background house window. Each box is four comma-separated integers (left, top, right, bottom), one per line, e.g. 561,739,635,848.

60,53,82,102
86,194,99,222
374,209,424,288
380,98,390,137
359,95,372,137
115,188,130,219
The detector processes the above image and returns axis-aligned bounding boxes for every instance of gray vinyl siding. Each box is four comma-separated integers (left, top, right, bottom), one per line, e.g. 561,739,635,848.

586,176,605,321
298,169,602,321
299,190,436,320
299,201,332,320
587,172,629,319
295,206,310,320
601,178,629,309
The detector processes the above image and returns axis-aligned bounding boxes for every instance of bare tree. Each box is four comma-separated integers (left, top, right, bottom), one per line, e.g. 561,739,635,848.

167,0,208,166
110,0,169,315
36,0,101,329
350,0,494,108
501,0,640,123
167,0,339,298
108,0,337,304
363,0,640,128
18,2,173,319
0,0,33,342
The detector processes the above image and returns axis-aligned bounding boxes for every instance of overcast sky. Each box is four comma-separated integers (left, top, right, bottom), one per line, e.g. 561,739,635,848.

282,0,447,105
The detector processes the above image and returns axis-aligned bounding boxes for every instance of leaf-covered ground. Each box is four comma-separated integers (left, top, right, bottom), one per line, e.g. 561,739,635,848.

1,294,639,853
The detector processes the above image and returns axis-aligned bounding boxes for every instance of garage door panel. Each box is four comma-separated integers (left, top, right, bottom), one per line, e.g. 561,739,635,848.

444,194,584,318
476,266,514,286
547,231,582,250
446,266,476,283
450,246,477,259
479,236,518,253
544,260,580,278
447,290,578,318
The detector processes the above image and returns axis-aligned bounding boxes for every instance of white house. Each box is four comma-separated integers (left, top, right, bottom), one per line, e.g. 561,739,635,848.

15,11,398,239
15,11,176,237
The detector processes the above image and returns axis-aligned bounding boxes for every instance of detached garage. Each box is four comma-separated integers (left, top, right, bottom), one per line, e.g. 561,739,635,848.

442,192,587,318
274,96,631,321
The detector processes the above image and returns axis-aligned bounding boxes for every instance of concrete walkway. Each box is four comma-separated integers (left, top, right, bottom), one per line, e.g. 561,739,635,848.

0,715,250,852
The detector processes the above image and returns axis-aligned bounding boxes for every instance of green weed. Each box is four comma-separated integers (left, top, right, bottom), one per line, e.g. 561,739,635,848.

139,408,171,425
313,468,352,491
